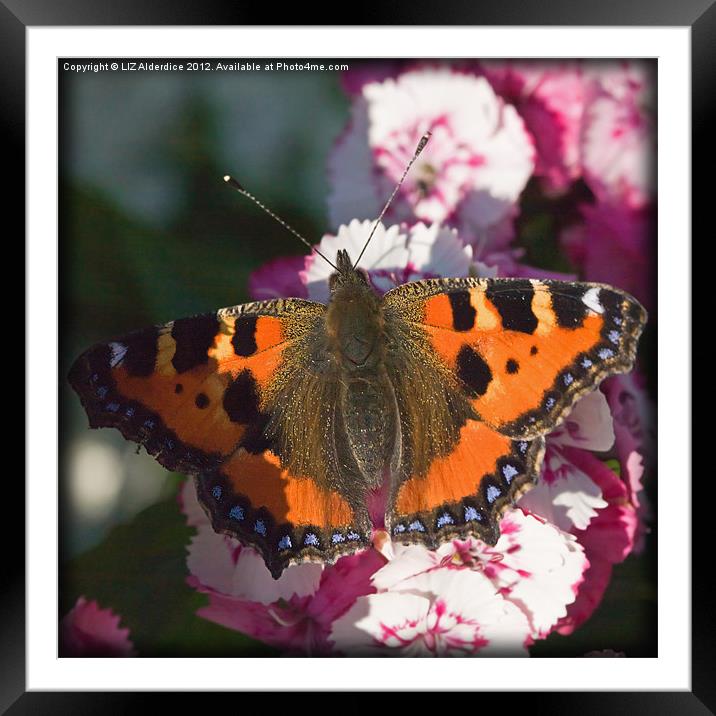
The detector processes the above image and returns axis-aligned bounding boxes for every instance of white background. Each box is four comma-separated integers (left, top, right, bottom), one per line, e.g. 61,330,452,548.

28,27,690,690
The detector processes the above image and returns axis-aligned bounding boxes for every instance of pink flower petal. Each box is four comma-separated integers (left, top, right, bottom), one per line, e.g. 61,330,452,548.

581,61,655,209
560,200,654,313
548,390,615,452
248,254,308,300
60,597,136,657
480,60,587,193
194,549,385,655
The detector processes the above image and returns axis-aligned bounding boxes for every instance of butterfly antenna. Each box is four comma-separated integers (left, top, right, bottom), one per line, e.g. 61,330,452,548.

223,175,339,272
352,131,432,270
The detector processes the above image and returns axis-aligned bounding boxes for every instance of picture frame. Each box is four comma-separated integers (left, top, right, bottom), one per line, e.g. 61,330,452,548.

9,0,705,709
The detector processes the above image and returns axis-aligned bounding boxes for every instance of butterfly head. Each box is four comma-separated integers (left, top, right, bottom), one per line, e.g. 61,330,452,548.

329,248,371,294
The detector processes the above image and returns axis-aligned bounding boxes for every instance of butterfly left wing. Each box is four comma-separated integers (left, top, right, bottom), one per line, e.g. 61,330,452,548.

69,298,324,474
195,448,371,578
69,297,373,577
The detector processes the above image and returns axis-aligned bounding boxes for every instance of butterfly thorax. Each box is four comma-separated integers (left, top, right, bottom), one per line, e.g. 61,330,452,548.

326,277,384,370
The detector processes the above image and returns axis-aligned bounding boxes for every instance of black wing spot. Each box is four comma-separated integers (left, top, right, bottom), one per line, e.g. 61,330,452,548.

195,392,210,409
175,383,183,394
485,280,537,334
232,316,259,357
456,345,492,398
551,287,588,328
530,345,538,355
171,315,219,373
124,328,159,377
448,292,476,331
506,358,519,374
223,369,261,424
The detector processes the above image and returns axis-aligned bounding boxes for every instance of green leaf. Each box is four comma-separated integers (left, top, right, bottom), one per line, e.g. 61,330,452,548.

61,493,277,657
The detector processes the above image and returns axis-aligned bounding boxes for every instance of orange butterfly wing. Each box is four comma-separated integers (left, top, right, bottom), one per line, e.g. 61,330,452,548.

69,299,372,575
384,277,645,546
69,298,324,474
385,278,647,438
388,420,544,546
196,449,370,578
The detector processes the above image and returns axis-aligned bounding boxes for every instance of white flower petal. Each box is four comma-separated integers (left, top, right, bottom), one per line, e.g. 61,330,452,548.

550,391,615,451
406,223,473,277
520,454,608,531
371,543,439,591
182,480,322,604
331,592,431,655
333,568,530,656
488,510,588,637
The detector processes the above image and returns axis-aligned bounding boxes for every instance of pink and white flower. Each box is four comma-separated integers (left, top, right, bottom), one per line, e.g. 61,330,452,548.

480,60,587,193
302,219,473,302
519,390,641,634
519,391,615,534
60,596,136,657
328,67,535,245
602,372,656,552
331,509,588,656
553,449,638,634
581,61,655,210
181,480,385,655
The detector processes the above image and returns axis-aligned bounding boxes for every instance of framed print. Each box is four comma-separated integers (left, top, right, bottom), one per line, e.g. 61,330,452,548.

58,53,660,663
9,1,707,710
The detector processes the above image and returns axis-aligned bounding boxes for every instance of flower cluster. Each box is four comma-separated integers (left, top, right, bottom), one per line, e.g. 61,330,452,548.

228,61,655,656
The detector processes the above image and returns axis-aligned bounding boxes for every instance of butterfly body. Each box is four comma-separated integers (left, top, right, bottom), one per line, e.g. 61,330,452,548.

70,261,646,578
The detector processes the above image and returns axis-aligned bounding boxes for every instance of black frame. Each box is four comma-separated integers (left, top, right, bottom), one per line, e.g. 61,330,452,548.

9,0,706,711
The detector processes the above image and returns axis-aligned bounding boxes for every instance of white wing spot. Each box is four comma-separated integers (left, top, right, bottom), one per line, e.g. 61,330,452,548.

109,342,127,367
582,288,604,314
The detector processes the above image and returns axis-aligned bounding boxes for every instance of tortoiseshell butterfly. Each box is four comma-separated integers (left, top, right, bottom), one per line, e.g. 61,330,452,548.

69,134,647,578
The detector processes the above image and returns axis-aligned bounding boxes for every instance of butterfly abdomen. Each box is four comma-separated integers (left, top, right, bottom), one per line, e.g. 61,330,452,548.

323,278,402,486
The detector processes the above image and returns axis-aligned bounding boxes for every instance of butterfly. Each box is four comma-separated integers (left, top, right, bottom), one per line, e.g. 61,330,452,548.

68,135,647,579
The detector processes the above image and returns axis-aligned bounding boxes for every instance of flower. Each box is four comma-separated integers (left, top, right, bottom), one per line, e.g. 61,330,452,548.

553,449,638,634
332,569,531,657
328,67,535,246
249,219,476,304
518,390,640,634
602,372,656,552
480,60,587,193
519,391,615,534
581,61,655,209
60,596,136,657
248,254,307,301
330,509,588,656
302,219,473,302
560,200,655,312
180,480,386,655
